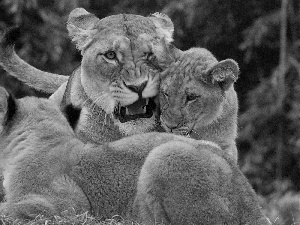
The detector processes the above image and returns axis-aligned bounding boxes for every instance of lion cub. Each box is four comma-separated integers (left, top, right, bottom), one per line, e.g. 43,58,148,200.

160,47,239,161
0,87,270,224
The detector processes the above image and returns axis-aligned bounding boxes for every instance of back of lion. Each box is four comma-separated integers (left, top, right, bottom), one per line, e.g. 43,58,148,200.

0,87,270,224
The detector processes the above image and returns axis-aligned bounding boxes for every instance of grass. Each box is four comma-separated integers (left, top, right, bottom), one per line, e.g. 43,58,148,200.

0,208,140,225
1,191,300,224
0,188,138,225
260,191,300,225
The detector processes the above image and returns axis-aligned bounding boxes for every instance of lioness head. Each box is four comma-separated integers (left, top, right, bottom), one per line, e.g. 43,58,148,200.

159,48,239,135
67,8,176,135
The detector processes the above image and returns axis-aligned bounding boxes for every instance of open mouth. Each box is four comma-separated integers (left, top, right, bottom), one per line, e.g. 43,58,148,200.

114,97,156,123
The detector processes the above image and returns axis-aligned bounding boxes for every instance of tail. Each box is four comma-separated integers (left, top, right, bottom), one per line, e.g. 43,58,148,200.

0,27,69,94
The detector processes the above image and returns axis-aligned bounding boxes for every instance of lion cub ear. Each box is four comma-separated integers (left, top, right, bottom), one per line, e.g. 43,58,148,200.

67,8,100,51
206,59,239,91
149,13,174,43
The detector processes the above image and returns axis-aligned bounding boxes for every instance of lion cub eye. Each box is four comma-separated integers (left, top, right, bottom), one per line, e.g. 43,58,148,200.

186,94,199,102
104,51,117,60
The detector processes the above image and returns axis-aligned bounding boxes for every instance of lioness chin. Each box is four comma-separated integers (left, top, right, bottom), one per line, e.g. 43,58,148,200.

0,87,270,224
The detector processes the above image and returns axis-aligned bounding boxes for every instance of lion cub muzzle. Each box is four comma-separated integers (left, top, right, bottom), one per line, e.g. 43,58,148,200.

160,117,191,136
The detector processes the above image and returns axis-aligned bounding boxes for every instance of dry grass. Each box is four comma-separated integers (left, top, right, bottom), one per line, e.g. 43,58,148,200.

1,193,300,224
260,192,300,225
0,208,141,225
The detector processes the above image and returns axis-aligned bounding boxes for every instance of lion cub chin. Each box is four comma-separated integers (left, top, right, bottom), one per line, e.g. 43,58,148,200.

0,87,270,224
160,47,239,161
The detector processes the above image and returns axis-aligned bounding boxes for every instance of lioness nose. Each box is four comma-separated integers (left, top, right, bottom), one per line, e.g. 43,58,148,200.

126,81,147,94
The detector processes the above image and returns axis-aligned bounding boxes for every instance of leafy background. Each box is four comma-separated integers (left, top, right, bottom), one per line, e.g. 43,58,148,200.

0,0,300,224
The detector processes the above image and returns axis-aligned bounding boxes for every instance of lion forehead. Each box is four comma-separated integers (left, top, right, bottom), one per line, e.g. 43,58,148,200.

165,70,218,97
124,20,157,38
163,73,185,93
95,14,125,31
95,14,157,38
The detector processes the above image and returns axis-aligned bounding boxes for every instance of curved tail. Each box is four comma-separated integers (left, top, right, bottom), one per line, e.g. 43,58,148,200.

0,27,69,94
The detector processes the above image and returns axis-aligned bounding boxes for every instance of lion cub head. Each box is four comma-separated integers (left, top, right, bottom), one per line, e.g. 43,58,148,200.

67,9,177,135
159,48,239,136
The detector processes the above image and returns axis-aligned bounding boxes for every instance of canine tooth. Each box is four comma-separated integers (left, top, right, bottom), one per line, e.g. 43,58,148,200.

143,106,147,113
146,98,149,105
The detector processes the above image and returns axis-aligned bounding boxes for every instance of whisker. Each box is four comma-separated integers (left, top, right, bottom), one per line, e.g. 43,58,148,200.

89,93,117,130
80,91,106,108
80,98,90,106
90,93,110,113
104,113,108,126
191,129,200,136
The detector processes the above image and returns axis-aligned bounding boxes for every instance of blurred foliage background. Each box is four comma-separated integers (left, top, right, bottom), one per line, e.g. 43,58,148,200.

0,0,300,223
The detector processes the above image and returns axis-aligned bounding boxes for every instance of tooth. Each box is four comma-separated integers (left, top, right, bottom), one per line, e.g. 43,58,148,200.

143,106,147,113
126,107,130,115
146,98,149,105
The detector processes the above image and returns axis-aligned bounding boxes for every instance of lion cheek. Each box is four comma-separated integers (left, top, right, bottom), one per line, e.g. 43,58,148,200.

81,68,110,93
142,86,158,99
142,74,159,98
110,82,140,107
114,92,139,107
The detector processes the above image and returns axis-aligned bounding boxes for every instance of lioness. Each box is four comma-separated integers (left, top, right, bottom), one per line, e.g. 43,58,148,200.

0,87,270,224
160,47,239,161
0,8,177,144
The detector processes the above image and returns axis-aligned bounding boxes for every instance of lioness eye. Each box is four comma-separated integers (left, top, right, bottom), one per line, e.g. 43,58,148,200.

104,51,116,60
186,94,198,102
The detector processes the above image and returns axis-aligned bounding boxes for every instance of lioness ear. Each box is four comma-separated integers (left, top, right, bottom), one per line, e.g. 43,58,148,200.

205,59,239,91
67,8,100,51
149,13,174,43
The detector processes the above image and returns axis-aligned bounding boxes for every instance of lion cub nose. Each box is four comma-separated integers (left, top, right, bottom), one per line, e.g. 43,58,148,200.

126,81,147,94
